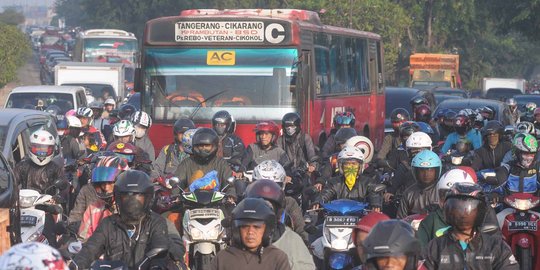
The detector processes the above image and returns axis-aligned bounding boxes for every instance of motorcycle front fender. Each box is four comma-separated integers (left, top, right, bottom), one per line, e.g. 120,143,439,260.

193,242,216,255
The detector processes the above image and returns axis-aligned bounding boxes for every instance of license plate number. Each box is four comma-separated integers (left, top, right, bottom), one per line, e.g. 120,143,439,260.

20,215,37,227
325,216,359,227
508,221,537,231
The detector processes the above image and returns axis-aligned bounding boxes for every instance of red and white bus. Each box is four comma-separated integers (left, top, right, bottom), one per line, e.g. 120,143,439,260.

137,9,385,154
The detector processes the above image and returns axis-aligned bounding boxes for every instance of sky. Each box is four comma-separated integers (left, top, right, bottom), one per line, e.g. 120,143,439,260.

0,0,54,9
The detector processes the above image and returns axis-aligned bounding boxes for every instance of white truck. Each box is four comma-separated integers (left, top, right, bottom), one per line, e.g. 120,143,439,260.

55,62,125,103
482,78,527,96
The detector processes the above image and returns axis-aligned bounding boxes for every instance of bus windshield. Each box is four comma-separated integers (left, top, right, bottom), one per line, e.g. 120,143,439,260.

145,48,298,122
84,38,138,65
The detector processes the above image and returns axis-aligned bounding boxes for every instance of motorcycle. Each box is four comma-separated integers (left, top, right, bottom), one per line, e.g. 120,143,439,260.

498,193,540,270
70,247,175,270
311,199,369,270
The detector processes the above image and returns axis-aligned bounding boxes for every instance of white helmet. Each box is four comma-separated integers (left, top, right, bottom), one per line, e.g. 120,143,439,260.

113,120,135,140
406,131,432,150
76,107,93,118
253,160,286,186
28,130,56,166
66,115,82,128
437,168,475,192
337,146,365,174
345,136,374,164
104,98,116,107
0,242,68,269
130,111,152,128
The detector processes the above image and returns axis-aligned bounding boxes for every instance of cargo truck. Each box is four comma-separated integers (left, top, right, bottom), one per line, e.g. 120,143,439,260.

409,53,461,90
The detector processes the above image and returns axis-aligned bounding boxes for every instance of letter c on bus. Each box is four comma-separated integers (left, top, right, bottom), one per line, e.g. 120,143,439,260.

221,52,233,61
265,23,286,44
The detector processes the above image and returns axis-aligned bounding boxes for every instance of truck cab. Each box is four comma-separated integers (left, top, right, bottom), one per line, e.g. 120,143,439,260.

409,53,460,90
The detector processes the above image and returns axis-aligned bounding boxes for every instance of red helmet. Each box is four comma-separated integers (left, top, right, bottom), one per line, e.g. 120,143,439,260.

108,142,137,164
254,121,280,144
355,212,390,233
454,114,470,128
414,104,432,123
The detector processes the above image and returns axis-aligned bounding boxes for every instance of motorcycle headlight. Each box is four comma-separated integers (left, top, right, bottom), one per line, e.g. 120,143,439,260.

20,196,37,208
207,223,222,240
189,225,204,240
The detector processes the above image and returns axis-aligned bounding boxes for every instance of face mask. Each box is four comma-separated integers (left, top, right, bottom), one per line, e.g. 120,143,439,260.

343,163,360,190
520,153,535,168
134,126,146,139
285,126,297,136
119,194,147,225
215,126,227,136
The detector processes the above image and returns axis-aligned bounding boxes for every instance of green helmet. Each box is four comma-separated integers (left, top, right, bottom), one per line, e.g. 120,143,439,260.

513,133,538,153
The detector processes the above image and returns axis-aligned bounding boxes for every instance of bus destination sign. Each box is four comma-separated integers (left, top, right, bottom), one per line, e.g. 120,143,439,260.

175,21,287,44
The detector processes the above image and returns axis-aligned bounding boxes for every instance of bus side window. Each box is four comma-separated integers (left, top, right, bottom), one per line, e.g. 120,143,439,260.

314,33,331,95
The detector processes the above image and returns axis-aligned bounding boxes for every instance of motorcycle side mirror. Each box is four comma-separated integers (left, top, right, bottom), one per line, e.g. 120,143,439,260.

166,177,180,188
227,177,235,183
145,247,166,259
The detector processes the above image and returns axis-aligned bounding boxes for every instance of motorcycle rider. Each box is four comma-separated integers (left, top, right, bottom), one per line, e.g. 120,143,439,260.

212,110,245,170
174,128,235,198
424,182,518,270
376,108,409,161
314,146,382,211
76,107,107,150
103,97,116,117
353,212,390,265
520,102,537,123
322,111,356,158
245,179,315,269
507,98,520,124
440,113,482,154
108,120,154,175
0,242,68,269
154,118,195,176
410,96,429,113
383,121,420,171
471,120,512,171
211,197,291,270
118,103,136,120
73,170,182,269
317,127,358,184
61,115,85,160
78,156,129,241
397,150,442,219
277,112,319,175
437,109,457,141
361,220,426,270
241,121,289,172
89,101,109,133
130,111,156,161
442,138,474,169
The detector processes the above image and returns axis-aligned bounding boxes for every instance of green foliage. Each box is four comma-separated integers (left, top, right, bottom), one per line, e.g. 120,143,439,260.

0,24,31,88
0,8,25,26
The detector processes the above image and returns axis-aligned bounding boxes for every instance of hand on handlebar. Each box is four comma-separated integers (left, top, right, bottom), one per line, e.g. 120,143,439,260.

314,183,323,192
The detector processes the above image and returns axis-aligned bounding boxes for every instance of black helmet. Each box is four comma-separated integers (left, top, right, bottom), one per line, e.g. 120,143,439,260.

282,112,301,137
231,198,276,248
245,179,285,210
399,121,420,139
363,220,421,270
390,108,410,123
212,110,235,136
192,128,219,163
173,118,196,135
114,170,154,225
118,104,136,120
335,127,357,145
410,96,428,107
481,120,503,137
444,182,487,228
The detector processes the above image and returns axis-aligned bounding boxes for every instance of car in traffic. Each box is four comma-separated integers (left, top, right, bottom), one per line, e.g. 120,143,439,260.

434,98,514,126
484,87,522,101
385,87,436,133
431,87,469,98
512,94,540,111
5,86,88,116
434,94,464,105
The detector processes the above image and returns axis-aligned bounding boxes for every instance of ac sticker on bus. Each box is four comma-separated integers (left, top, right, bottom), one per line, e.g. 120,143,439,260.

207,51,236,66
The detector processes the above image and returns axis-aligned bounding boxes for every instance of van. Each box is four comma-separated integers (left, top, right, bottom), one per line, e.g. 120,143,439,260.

4,85,88,116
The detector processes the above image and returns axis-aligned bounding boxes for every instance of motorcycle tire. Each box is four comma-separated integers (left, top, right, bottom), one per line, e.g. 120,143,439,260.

192,253,214,270
518,247,531,270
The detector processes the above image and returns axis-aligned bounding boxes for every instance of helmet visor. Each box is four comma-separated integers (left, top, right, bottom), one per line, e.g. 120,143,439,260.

115,153,135,163
30,143,54,157
444,197,480,221
233,219,265,227
92,166,120,183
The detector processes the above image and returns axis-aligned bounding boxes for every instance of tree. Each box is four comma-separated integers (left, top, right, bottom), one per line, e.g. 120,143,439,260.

0,8,25,26
0,24,31,88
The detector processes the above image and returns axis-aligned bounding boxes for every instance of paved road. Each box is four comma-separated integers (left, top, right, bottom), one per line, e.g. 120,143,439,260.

0,54,41,106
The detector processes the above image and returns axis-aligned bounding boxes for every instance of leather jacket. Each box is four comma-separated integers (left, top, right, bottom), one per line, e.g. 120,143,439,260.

319,175,382,208
471,142,512,171
14,158,66,194
397,182,439,219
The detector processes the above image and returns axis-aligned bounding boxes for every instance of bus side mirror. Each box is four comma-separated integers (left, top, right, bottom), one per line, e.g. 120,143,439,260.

134,67,142,93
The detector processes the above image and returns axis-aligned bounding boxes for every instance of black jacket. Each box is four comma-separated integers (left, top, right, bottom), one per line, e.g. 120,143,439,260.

277,132,319,170
217,134,245,170
14,158,66,194
211,245,291,270
319,175,382,208
174,155,235,197
73,212,171,269
241,144,290,172
61,135,84,161
387,160,415,195
397,182,439,219
471,142,512,171
424,229,518,270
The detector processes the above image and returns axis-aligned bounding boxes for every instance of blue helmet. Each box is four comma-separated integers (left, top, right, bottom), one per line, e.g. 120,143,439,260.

411,150,442,184
416,122,434,135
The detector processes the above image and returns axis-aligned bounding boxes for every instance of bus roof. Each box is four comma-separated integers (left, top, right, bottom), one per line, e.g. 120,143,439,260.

82,29,136,39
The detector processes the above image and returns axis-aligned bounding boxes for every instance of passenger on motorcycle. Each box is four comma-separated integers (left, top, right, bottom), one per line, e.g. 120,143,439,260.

277,112,319,175
245,179,315,270
507,98,520,124
61,115,85,160
252,160,307,239
318,127,358,185
211,198,291,270
360,220,426,270
478,106,495,122
73,170,182,269
154,118,195,177
471,120,512,171
382,121,420,171
440,113,482,154
442,138,474,168
437,109,457,141
397,150,441,219
0,242,68,269
353,212,390,265
103,97,116,117
322,111,356,158
76,107,107,150
212,110,245,170
241,121,290,172
174,128,235,198
81,128,99,153
314,146,382,211
520,102,537,123
410,96,429,114
424,183,518,270
89,101,109,133
130,111,156,161
385,131,432,203
108,121,154,175
377,108,409,161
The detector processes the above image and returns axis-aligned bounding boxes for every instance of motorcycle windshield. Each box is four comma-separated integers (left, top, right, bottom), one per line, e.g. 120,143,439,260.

323,199,368,215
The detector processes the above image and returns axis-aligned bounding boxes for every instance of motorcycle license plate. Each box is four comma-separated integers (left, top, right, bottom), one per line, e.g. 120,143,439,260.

325,216,359,227
20,215,37,227
508,221,537,231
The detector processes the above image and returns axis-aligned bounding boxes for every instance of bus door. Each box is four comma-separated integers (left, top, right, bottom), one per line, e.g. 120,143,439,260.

297,50,313,135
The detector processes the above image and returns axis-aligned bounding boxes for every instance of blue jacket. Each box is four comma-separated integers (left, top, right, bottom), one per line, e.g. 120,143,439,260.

440,129,482,154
